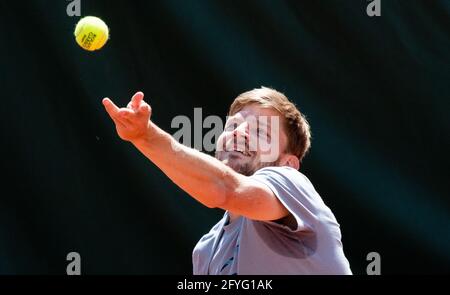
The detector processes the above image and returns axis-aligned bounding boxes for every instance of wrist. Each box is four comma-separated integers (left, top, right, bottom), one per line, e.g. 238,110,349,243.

131,121,157,146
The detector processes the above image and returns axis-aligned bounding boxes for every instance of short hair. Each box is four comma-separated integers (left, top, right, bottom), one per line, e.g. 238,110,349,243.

228,87,311,162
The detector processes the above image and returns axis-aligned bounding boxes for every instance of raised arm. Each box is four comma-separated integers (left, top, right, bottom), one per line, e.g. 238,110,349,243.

102,91,289,221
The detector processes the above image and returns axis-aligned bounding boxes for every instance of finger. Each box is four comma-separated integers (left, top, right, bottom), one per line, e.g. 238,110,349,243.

131,91,144,109
102,99,130,128
137,103,151,117
102,98,120,119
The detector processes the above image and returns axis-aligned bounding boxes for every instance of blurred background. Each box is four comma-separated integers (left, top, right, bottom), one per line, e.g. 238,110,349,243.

0,0,449,274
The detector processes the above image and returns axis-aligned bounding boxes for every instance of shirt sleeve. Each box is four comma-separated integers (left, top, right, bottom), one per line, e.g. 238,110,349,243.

250,166,324,232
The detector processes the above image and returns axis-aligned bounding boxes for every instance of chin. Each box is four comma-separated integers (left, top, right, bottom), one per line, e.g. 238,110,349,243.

215,154,251,175
227,159,258,176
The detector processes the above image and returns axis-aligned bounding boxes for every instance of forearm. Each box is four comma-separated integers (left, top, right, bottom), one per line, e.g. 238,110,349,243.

131,122,240,208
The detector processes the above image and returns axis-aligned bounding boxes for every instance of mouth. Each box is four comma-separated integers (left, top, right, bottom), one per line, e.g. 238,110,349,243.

229,149,252,157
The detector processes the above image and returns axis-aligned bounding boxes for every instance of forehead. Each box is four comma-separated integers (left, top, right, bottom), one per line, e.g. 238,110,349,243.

231,104,282,120
228,103,289,149
230,103,288,137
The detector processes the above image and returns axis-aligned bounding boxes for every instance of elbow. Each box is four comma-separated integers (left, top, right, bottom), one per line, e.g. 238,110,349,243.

203,188,231,210
209,169,241,210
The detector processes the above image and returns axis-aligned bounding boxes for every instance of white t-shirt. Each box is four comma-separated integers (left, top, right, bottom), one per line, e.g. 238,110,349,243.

192,166,352,275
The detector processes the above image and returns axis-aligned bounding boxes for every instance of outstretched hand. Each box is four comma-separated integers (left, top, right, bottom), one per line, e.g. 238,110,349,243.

102,91,152,142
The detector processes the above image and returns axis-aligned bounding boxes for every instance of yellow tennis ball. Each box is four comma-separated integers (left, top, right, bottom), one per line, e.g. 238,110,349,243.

74,16,109,51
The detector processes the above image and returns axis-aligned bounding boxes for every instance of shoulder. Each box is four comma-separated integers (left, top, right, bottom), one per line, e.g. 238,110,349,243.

251,166,326,218
251,166,315,191
253,165,302,176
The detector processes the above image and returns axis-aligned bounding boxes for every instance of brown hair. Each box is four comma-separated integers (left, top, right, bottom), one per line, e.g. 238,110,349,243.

228,87,311,162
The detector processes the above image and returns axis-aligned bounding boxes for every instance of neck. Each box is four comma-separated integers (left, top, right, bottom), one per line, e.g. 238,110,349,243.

228,212,240,223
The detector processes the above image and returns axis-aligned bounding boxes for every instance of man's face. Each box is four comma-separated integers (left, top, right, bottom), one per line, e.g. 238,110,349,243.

215,104,289,176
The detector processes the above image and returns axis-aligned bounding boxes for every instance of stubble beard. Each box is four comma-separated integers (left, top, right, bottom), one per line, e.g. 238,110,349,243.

215,151,280,176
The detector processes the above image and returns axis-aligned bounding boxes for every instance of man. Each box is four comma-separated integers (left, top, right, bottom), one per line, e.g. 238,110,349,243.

102,87,352,275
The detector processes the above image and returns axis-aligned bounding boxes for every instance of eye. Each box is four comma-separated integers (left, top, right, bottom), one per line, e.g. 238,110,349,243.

225,121,238,131
257,127,271,140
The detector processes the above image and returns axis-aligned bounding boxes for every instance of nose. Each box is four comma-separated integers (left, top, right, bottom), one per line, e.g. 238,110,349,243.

230,122,250,153
232,122,249,139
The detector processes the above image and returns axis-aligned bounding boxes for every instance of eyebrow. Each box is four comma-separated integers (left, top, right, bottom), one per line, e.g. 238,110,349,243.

225,114,276,137
257,116,276,129
225,117,241,126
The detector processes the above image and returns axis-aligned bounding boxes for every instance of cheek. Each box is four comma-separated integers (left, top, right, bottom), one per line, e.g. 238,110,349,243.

216,132,231,150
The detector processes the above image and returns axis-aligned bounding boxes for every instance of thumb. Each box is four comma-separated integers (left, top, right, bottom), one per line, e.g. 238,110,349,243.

131,91,145,109
102,98,120,119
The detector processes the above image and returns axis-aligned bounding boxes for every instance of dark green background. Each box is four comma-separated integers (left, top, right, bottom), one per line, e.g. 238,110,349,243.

0,0,449,274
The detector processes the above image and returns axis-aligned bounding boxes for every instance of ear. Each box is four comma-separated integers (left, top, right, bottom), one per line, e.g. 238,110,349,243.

280,154,300,170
